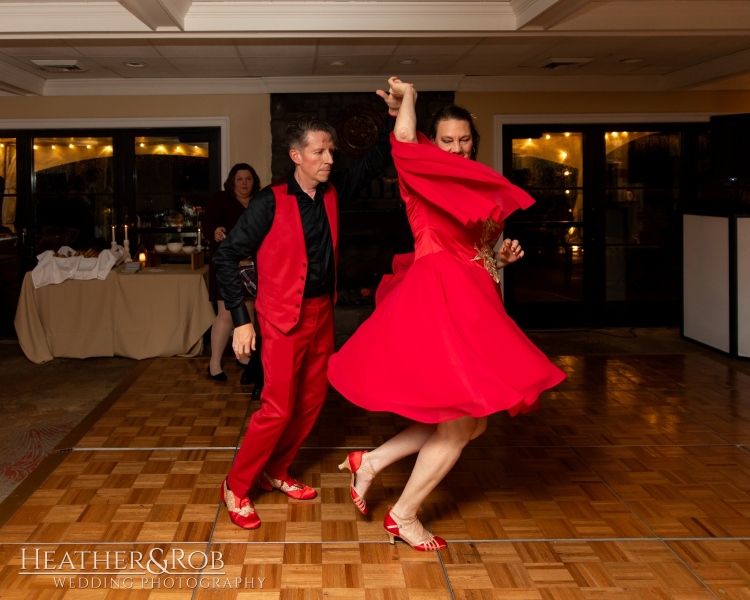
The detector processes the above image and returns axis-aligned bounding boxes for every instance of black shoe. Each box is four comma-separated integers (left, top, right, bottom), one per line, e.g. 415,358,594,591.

240,364,255,386
251,385,262,400
207,365,228,382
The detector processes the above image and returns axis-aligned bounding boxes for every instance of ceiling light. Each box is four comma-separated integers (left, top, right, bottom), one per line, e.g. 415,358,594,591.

51,144,56,149
140,143,145,147
398,59,419,65
69,144,74,148
0,143,4,148
545,134,551,140
327,61,346,66
33,145,38,150
124,62,147,68
620,58,643,64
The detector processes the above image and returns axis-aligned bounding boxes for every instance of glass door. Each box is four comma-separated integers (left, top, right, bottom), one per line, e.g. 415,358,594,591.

130,131,216,253
503,130,590,326
32,135,114,251
0,137,19,337
604,130,682,321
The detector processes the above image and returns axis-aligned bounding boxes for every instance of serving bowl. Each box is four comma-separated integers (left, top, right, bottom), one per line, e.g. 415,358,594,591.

182,246,195,254
167,242,183,253
154,244,167,252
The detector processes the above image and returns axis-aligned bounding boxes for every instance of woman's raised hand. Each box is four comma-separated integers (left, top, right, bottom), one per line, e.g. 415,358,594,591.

495,239,524,269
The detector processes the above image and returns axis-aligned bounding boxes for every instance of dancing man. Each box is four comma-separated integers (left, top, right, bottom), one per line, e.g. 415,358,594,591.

212,91,402,529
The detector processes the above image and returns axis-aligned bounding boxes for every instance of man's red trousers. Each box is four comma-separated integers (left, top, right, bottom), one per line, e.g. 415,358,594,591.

227,295,333,498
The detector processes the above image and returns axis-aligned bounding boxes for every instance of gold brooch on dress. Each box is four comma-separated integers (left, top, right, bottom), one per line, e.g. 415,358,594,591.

471,218,502,283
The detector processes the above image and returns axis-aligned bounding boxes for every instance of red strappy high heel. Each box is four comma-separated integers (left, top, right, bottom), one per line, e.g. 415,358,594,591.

338,450,374,515
383,509,446,552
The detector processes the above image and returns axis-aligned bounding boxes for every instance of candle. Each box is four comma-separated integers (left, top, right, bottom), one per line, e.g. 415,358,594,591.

197,228,202,247
124,225,128,241
138,252,146,263
111,225,115,242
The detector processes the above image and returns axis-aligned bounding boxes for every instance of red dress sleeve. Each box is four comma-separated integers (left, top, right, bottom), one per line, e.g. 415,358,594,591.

391,132,534,228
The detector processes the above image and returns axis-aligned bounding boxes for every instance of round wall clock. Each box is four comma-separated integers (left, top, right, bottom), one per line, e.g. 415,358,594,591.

334,104,386,158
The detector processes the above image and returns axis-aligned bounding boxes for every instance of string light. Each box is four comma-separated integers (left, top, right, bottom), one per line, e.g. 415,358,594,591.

563,170,570,176
560,151,567,160
69,144,74,149
545,134,551,140
140,143,145,147
51,144,56,149
0,143,4,148
86,144,91,149
565,132,570,137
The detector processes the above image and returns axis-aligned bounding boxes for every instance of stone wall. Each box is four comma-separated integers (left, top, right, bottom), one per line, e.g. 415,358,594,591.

270,91,454,303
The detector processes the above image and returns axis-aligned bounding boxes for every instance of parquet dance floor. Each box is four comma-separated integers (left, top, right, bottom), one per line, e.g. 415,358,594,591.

3,352,750,598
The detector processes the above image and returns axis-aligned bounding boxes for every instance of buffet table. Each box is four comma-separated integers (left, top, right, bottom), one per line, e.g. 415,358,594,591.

15,265,215,363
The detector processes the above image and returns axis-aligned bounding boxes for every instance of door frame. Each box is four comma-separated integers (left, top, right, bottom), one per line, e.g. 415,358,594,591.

494,113,716,329
0,117,231,181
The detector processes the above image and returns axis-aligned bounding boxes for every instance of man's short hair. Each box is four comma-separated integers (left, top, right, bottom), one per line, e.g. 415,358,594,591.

286,115,338,151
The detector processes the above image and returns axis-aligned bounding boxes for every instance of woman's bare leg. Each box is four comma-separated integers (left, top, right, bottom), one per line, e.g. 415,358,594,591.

209,300,234,375
352,416,487,502
352,423,436,499
389,416,486,544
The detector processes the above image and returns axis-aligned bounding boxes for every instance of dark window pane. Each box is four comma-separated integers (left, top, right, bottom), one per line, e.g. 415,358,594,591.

135,136,210,194
606,131,681,188
509,224,584,302
35,195,113,251
33,137,113,195
511,132,583,188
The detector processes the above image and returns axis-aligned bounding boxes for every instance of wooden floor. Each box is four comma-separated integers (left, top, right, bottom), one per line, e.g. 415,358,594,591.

3,352,750,598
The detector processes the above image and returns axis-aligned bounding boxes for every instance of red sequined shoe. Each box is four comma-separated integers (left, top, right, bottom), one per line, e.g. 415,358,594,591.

221,479,260,530
338,451,374,515
383,509,446,552
259,472,317,500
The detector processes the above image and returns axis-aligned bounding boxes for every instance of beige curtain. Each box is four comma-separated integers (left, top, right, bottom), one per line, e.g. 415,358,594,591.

1,142,16,231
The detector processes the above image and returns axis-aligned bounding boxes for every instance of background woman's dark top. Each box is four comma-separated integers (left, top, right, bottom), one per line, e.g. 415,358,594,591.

202,190,252,302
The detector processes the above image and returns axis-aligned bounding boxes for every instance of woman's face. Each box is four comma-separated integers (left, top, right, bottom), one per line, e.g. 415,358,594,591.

233,169,254,198
434,118,474,159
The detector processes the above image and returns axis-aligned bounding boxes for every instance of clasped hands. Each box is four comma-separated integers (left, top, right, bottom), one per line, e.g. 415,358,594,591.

495,238,524,269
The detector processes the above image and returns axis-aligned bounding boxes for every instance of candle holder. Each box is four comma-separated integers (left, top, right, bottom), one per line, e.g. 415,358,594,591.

122,239,132,262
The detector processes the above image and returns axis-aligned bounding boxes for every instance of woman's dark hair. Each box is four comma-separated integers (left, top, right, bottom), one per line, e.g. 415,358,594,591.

427,105,480,159
223,163,261,196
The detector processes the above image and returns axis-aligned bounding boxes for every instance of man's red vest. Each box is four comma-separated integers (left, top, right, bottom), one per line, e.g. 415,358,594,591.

254,180,339,334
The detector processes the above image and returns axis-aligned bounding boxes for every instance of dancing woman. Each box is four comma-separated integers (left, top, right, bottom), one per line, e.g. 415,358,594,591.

328,77,566,551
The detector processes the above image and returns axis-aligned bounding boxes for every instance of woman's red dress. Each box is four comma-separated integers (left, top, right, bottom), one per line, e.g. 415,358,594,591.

327,133,565,423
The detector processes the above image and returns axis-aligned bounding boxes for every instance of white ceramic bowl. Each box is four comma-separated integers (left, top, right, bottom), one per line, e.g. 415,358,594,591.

154,244,167,252
167,242,183,253
182,246,195,254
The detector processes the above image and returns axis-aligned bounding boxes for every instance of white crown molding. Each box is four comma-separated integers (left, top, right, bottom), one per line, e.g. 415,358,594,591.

664,47,750,90
43,77,269,96
458,75,667,92
0,115,231,178
187,2,516,32
36,72,750,96
0,60,45,96
511,0,592,29
262,75,465,93
0,3,151,33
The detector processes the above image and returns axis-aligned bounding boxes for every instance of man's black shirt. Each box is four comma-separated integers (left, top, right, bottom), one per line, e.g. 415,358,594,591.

213,114,396,327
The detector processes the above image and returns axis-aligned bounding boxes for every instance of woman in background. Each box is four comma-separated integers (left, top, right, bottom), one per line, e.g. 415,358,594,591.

203,163,263,394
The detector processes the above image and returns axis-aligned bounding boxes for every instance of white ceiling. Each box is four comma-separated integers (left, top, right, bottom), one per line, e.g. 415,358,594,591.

0,0,749,96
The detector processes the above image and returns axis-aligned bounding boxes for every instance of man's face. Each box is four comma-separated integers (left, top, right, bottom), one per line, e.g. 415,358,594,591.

289,131,335,186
